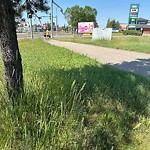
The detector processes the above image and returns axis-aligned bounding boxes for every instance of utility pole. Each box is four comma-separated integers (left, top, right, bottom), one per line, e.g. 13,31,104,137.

56,8,58,36
56,15,58,36
27,0,33,39
50,0,63,38
50,0,53,38
28,13,33,39
30,16,33,39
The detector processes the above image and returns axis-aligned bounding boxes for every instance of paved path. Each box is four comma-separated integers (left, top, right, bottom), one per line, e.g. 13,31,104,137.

46,40,150,79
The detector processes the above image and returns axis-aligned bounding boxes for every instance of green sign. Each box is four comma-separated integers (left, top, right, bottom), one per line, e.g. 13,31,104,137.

128,4,140,28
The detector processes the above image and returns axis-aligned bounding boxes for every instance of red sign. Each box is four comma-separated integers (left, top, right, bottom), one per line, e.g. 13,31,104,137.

42,23,47,29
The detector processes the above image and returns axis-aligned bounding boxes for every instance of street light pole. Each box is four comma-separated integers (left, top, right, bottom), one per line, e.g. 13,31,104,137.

50,0,53,38
30,17,33,39
50,0,63,38
56,15,58,36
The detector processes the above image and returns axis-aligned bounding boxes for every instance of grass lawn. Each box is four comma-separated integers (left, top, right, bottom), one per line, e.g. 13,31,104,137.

0,39,150,149
56,36,150,54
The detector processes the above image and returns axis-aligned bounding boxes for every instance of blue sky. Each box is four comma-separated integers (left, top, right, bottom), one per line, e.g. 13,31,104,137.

30,0,150,28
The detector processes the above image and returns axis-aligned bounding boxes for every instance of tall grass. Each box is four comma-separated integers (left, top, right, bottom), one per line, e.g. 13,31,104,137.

0,39,150,149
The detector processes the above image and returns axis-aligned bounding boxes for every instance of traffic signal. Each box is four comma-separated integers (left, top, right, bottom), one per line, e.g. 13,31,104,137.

28,14,32,18
60,8,63,14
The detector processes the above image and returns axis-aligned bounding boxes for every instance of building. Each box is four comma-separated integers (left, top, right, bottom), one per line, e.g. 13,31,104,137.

16,22,29,33
120,18,150,36
120,23,128,31
136,18,150,36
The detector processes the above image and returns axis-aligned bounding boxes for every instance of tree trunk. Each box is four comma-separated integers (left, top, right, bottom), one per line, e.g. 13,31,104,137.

0,0,24,99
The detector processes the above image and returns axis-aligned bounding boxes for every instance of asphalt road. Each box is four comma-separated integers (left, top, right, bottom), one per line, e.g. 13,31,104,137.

17,32,75,40
17,32,43,39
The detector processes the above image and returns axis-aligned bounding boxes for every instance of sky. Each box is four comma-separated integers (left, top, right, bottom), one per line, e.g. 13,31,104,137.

28,0,150,28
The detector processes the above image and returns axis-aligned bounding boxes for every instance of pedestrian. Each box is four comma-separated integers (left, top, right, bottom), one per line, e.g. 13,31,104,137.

46,29,50,39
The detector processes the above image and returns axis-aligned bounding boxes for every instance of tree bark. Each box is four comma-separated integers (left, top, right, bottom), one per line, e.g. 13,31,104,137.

0,0,24,99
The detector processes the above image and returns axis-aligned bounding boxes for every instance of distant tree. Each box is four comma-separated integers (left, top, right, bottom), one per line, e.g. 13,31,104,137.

64,5,98,31
0,0,49,101
106,19,120,29
115,21,120,29
63,24,66,31
106,18,111,28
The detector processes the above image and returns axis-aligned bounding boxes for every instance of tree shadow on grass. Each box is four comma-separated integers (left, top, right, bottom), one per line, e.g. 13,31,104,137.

29,64,150,149
108,58,150,79
36,64,150,114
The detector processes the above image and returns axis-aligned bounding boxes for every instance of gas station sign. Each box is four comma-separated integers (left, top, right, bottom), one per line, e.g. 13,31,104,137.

128,4,140,28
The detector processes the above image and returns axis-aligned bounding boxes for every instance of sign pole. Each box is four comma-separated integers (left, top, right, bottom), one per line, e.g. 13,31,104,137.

30,16,33,39
50,0,53,38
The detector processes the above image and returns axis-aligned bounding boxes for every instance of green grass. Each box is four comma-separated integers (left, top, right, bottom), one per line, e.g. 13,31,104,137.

112,32,124,36
0,39,150,149
56,36,150,54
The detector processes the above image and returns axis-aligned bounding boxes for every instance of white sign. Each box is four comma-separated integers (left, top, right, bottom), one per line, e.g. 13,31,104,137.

131,9,138,12
92,28,112,40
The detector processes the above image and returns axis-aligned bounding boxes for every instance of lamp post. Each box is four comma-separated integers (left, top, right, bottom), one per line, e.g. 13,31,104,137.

30,15,33,39
27,13,33,39
50,0,53,38
56,14,58,36
50,0,63,38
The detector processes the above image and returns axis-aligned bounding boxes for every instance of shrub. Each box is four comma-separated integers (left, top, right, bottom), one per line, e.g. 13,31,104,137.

123,30,142,36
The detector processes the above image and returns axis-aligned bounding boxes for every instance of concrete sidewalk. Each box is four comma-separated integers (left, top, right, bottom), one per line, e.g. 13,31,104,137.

46,40,150,79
